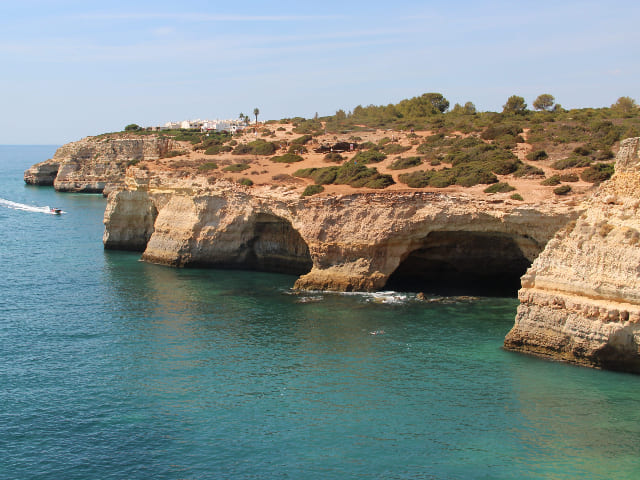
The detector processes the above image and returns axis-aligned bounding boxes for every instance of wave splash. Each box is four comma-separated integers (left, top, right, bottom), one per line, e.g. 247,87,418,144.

0,197,63,214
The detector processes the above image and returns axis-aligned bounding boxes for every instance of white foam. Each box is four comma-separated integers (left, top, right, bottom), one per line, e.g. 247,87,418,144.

0,198,63,215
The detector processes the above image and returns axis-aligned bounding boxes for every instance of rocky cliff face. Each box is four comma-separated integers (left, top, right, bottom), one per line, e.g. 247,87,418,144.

24,135,176,193
103,170,580,294
505,137,640,372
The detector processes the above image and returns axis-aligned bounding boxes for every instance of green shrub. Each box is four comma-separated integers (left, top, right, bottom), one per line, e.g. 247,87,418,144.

398,164,495,189
398,170,433,188
559,173,579,182
554,185,572,195
271,153,304,163
590,121,621,147
428,169,457,187
292,119,323,134
594,148,614,161
323,152,344,163
541,175,561,186
388,156,423,170
382,143,411,154
513,164,545,178
162,150,186,158
205,145,232,155
232,139,276,155
580,163,614,183
301,184,325,197
352,150,387,164
510,193,524,201
447,144,520,175
481,123,523,140
223,163,250,172
494,134,523,149
198,162,218,171
127,158,142,166
551,156,592,170
573,145,592,156
359,141,378,150
454,164,499,186
293,167,339,185
287,144,308,154
484,182,515,193
238,177,253,186
295,163,393,189
292,134,313,145
526,149,548,161
378,137,392,146
334,161,394,188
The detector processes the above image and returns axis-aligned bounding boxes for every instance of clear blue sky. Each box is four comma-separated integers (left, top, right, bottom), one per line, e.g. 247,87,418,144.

1,0,638,144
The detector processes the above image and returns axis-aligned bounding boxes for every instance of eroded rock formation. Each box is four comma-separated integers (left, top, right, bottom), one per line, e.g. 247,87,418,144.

24,135,176,194
103,170,580,294
505,137,640,372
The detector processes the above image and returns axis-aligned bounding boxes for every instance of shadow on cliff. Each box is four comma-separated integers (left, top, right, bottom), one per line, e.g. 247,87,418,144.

385,231,530,297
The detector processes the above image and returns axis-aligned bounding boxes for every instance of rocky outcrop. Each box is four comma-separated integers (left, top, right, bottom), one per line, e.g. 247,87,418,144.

104,170,580,293
24,134,176,193
505,137,640,372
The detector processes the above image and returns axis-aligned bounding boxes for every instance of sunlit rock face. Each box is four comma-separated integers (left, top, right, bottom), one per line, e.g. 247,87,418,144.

103,171,579,296
24,135,176,193
505,137,640,373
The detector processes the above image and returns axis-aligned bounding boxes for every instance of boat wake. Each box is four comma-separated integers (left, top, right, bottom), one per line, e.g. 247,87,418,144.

0,197,63,215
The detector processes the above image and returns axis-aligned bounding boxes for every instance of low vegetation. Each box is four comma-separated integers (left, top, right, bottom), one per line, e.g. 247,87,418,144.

484,182,516,193
388,156,423,170
294,160,394,189
198,162,218,171
554,185,572,195
271,153,304,163
301,184,325,197
352,150,387,164
222,163,250,172
233,139,276,155
581,163,615,183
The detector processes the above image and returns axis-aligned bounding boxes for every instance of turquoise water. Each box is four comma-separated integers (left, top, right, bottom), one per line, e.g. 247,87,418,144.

1,146,640,479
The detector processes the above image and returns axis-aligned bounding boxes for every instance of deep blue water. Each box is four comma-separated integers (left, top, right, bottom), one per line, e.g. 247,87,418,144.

1,145,640,479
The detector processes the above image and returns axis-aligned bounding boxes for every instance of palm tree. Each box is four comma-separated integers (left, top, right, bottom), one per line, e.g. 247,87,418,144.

253,107,260,125
238,112,245,123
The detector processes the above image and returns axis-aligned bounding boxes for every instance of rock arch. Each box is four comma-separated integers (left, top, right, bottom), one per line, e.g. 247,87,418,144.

385,230,533,296
236,213,313,275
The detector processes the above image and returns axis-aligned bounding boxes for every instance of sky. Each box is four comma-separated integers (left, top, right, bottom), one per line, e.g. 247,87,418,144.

1,0,638,144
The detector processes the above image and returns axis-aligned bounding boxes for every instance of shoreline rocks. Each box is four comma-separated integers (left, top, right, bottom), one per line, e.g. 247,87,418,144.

504,137,640,372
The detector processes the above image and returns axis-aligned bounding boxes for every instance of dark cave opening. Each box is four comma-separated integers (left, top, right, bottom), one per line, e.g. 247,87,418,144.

236,213,313,276
385,231,531,297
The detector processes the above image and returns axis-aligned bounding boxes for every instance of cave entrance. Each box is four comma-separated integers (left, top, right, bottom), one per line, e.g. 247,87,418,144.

239,213,313,276
385,231,531,297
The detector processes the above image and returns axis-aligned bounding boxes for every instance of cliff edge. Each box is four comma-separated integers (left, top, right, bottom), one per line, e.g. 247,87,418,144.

24,134,176,194
103,169,580,294
505,137,640,372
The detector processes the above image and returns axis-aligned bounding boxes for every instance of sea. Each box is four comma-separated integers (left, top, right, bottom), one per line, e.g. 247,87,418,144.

1,145,640,480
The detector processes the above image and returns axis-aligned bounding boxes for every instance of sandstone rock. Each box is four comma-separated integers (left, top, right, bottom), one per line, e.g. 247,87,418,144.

24,134,176,193
24,160,60,186
103,174,580,293
505,137,640,372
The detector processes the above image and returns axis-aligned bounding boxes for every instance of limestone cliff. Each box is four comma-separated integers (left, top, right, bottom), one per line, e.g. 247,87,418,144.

505,137,640,372
24,134,176,194
104,169,580,293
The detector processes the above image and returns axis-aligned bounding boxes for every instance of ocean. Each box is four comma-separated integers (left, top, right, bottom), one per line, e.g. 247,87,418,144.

1,145,640,479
